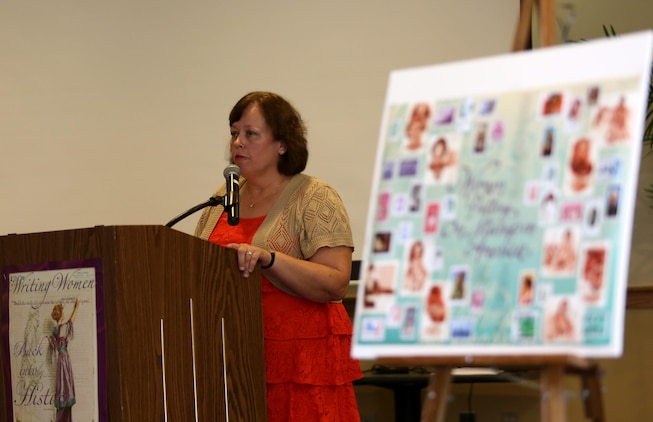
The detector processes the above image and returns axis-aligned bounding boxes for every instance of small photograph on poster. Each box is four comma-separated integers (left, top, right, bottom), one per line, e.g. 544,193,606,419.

420,284,451,342
512,310,539,341
449,265,470,302
425,133,461,184
478,98,497,116
400,305,419,340
361,261,398,311
542,161,560,185
541,126,557,157
590,94,634,144
360,316,386,342
597,156,623,183
605,184,621,217
382,161,395,180
583,199,603,236
587,85,601,107
542,227,579,276
398,158,419,178
376,191,392,222
408,183,424,213
396,221,414,244
433,104,457,127
473,122,489,154
424,202,441,234
565,136,596,195
440,195,458,220
401,239,431,294
373,231,392,253
450,318,474,340
517,271,537,306
386,302,405,328
578,242,609,306
403,102,432,152
470,289,486,313
456,98,475,132
385,104,410,143
491,120,506,142
540,91,565,116
544,296,584,342
560,200,585,224
524,180,542,206
565,97,583,132
539,188,559,225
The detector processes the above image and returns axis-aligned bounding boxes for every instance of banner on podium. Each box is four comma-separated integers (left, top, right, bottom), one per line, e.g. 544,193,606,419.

2,259,106,422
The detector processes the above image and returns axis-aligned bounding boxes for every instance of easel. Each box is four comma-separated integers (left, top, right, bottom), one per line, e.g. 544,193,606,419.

376,355,605,422
372,2,607,421
513,0,556,51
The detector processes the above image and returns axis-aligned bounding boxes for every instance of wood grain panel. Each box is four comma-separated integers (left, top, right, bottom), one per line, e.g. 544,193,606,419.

0,226,267,421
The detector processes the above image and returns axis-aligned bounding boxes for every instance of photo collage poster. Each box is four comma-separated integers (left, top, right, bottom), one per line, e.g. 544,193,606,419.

2,259,107,422
352,32,653,359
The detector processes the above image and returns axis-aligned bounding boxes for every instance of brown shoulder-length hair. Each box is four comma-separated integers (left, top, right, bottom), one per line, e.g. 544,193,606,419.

51,303,63,321
229,91,308,175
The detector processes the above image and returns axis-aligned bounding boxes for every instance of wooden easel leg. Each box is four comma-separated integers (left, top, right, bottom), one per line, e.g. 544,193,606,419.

420,367,452,422
512,0,557,51
512,0,534,51
540,364,566,422
580,366,605,421
537,0,557,47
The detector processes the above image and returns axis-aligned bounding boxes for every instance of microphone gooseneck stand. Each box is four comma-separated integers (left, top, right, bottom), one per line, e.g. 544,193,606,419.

165,195,234,228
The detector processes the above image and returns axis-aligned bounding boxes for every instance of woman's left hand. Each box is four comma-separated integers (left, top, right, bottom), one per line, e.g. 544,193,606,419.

226,243,270,278
227,242,352,302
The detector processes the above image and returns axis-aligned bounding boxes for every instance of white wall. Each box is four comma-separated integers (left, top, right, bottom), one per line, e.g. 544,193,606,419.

0,0,519,259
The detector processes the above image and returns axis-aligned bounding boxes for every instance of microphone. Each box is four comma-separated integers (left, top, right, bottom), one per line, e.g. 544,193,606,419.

224,164,241,226
164,165,240,229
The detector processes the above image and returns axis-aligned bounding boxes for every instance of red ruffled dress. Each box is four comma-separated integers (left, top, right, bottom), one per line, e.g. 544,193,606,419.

209,213,362,421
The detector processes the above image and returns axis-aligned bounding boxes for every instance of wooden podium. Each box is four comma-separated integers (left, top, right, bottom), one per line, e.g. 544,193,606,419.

0,225,267,421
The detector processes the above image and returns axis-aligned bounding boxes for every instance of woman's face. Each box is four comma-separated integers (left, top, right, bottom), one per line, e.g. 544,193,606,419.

429,287,441,300
558,300,568,314
411,242,423,260
412,104,430,123
230,104,284,177
574,139,590,160
406,121,423,144
432,141,445,158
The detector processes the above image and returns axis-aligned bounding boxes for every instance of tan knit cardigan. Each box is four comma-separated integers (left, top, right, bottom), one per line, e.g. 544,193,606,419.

194,173,354,296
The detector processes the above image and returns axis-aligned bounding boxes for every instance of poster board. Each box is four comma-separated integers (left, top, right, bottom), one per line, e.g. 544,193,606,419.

352,31,653,360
